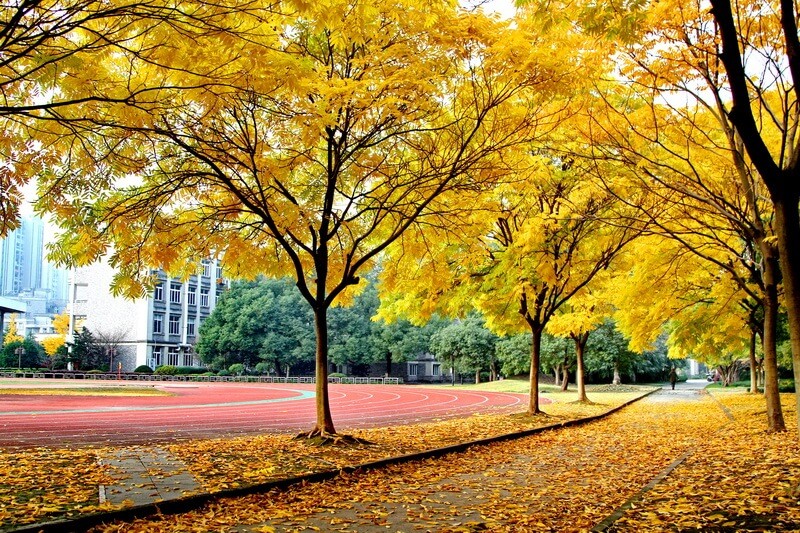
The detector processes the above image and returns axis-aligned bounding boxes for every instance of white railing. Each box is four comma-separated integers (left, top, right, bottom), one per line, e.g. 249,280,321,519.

0,371,402,385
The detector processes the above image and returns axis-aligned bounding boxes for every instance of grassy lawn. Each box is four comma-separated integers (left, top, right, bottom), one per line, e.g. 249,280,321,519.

430,376,656,396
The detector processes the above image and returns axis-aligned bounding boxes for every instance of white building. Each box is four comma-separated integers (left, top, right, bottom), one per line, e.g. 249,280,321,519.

68,258,225,371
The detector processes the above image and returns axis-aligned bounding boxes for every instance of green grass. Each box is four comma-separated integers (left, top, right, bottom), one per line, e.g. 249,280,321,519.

707,379,795,393
428,377,654,395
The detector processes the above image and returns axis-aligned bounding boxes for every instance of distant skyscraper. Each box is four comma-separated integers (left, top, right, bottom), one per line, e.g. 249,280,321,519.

0,216,69,326
20,217,44,291
0,226,24,296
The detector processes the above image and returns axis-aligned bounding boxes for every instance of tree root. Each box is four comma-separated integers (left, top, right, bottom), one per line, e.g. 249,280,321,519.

294,428,373,446
569,398,596,405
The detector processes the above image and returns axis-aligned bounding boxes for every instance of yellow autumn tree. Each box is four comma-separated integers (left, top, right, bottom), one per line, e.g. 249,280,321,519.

524,0,799,433
42,313,70,356
380,158,641,414
0,0,250,236
36,1,571,438
3,315,24,345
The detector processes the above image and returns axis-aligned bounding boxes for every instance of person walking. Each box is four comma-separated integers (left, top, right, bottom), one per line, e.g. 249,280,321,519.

669,367,678,390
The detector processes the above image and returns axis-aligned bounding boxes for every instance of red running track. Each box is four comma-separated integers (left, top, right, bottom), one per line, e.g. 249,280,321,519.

0,382,545,448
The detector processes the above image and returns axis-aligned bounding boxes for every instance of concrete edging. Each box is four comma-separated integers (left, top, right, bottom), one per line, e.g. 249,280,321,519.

6,387,661,533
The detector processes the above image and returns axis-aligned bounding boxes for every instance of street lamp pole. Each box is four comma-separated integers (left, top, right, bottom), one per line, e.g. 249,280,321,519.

14,346,25,369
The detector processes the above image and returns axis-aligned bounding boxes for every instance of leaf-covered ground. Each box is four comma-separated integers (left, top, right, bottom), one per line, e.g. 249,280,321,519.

85,389,800,532
610,389,800,532
0,388,647,528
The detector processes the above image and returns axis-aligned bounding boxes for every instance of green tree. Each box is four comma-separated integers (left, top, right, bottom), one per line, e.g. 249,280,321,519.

582,321,673,385
496,334,531,377
430,314,498,384
69,328,104,370
328,283,382,373
375,315,448,376
197,278,315,375
1,335,44,368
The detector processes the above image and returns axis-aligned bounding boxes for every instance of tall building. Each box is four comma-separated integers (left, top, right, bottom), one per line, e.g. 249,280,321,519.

0,225,24,296
68,258,225,371
0,217,69,336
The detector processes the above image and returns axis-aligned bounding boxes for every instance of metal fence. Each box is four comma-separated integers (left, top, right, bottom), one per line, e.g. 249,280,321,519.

0,371,402,385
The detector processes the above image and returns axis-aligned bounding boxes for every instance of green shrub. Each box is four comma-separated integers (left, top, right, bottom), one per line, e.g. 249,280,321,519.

329,372,346,378
154,365,179,375
176,366,206,375
201,371,216,376
134,365,153,373
779,379,795,393
86,369,104,374
217,369,231,376
228,363,245,376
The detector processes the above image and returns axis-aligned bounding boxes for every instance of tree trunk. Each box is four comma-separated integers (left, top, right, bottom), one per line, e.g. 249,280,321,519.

560,365,568,391
748,329,758,394
573,332,590,402
553,364,561,386
312,305,336,435
528,326,542,414
475,369,480,384
612,360,621,385
774,199,800,435
762,244,787,431
385,351,392,376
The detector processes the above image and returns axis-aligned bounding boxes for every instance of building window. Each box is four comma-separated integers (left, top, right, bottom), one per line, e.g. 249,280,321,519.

168,315,180,335
187,285,196,306
187,318,196,337
432,364,440,376
202,261,211,277
169,283,181,304
216,265,223,279
408,363,418,376
182,351,193,367
167,347,179,366
200,287,209,307
153,282,164,301
151,346,163,368
153,314,163,334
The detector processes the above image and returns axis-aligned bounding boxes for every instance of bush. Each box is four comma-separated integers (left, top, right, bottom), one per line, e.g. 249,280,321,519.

216,369,231,376
779,379,796,393
329,372,346,378
134,365,153,373
228,363,246,376
176,366,206,375
201,371,216,376
86,369,104,374
154,365,179,375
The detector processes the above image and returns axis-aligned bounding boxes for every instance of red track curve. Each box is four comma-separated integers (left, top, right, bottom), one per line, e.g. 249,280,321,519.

0,381,547,448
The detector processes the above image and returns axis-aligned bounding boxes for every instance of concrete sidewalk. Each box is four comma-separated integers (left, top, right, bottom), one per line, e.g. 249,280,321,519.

100,447,200,507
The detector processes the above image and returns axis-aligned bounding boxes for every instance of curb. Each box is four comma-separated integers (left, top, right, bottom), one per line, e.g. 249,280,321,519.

7,388,660,533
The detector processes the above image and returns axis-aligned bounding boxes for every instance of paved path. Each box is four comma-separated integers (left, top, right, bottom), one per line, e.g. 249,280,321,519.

0,381,535,448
